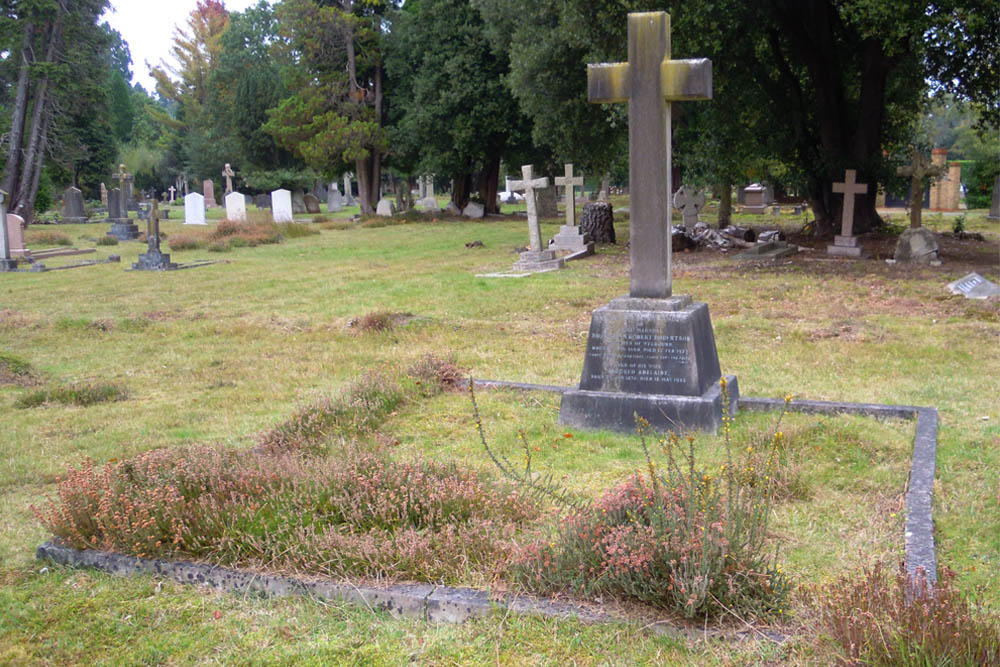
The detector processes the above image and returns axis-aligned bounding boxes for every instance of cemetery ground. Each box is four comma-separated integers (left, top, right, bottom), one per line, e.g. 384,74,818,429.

0,205,997,664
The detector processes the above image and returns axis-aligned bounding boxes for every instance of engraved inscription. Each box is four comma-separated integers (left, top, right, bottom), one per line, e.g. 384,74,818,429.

586,322,692,387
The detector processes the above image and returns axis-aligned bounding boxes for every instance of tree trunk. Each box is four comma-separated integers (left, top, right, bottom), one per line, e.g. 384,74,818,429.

909,179,923,229
21,109,51,225
580,202,615,244
478,156,501,214
717,181,732,228
16,19,61,219
452,174,472,210
2,22,35,200
356,155,379,215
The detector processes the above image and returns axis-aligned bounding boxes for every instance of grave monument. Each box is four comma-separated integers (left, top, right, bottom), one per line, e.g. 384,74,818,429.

222,164,235,195
343,173,355,206
271,189,293,223
548,163,595,258
328,184,343,212
559,11,736,434
672,185,705,231
225,192,247,222
61,186,88,223
0,190,17,271
100,183,108,206
184,192,206,225
132,201,177,271
203,180,217,208
510,165,565,273
168,186,176,203
825,169,868,258
107,165,140,240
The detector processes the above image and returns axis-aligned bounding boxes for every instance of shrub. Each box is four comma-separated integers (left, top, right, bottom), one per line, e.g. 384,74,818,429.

207,241,230,253
25,230,72,247
278,222,320,238
408,354,466,395
16,382,128,408
167,233,206,251
807,561,1000,666
0,353,39,386
352,311,395,333
321,220,355,231
95,236,119,246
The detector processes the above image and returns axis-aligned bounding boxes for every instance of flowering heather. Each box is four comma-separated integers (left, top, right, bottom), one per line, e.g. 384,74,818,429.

807,561,1000,665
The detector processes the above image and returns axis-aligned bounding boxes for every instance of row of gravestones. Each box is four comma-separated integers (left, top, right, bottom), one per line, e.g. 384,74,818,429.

181,186,354,225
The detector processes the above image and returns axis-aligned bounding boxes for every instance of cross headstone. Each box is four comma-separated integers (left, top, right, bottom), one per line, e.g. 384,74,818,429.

897,149,945,229
132,200,177,270
586,12,711,298
0,190,16,271
116,164,130,218
672,185,706,231
184,192,206,226
271,189,293,223
549,164,595,258
509,164,565,272
559,12,733,436
100,182,108,207
554,164,585,228
343,173,354,205
168,186,176,203
826,169,868,258
222,164,235,195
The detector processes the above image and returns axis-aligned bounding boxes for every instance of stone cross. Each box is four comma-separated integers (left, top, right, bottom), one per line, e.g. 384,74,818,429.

673,185,706,230
168,186,176,203
897,148,945,229
554,163,585,228
146,200,161,254
832,169,868,238
509,165,550,252
222,163,235,195
588,12,712,298
116,164,130,218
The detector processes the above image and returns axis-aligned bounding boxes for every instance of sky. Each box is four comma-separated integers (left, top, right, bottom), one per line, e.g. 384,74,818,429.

102,0,261,92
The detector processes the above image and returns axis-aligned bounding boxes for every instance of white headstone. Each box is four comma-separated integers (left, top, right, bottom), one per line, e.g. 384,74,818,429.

271,189,293,223
225,191,247,222
184,192,206,226
376,198,396,217
463,202,485,219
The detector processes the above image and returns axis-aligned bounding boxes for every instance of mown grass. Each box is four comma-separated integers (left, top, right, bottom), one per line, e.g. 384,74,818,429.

0,209,996,663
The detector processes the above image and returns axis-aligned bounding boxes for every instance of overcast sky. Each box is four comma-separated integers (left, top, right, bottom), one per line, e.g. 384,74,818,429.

102,0,261,92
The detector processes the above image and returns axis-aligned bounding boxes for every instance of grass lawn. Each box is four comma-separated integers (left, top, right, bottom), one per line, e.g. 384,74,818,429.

0,205,997,664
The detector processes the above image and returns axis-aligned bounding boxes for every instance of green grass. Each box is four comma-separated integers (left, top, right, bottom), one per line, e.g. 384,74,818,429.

0,209,997,663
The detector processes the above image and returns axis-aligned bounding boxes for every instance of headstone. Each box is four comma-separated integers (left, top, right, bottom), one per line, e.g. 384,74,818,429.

225,192,247,222
509,164,565,272
100,182,108,206
184,192,207,226
132,201,177,270
989,175,1000,220
376,198,396,217
0,191,16,271
271,189,293,223
254,194,270,209
462,202,485,219
672,186,705,231
291,190,307,214
559,11,734,435
168,186,176,203
327,185,343,212
303,193,321,214
733,241,797,261
6,213,27,258
417,195,439,213
826,169,869,258
107,167,140,240
742,184,767,214
61,186,87,223
445,201,461,216
947,273,1000,300
313,180,328,202
106,188,121,221
893,227,940,263
222,164,235,195
123,173,137,212
203,180,217,208
535,184,559,218
343,173,355,205
549,163,594,258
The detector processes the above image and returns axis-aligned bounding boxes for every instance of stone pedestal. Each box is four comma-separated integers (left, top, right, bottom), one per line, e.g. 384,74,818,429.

107,221,140,241
826,235,864,258
513,250,565,273
132,249,177,271
0,258,18,272
559,296,737,434
549,225,595,258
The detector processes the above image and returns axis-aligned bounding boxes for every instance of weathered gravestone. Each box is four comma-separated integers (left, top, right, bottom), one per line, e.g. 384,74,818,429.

184,192,207,226
376,198,396,217
343,173,355,205
303,193,321,214
0,191,16,271
132,201,177,271
947,273,1000,300
510,165,565,273
444,201,461,216
535,184,559,218
123,171,138,212
100,183,108,206
549,163,594,258
826,169,868,258
225,192,247,222
291,190,307,214
271,189,293,223
328,185,343,212
203,180,217,208
742,184,767,214
61,187,88,223
6,213,27,258
463,202,485,219
222,164,235,195
313,180,327,202
672,185,705,231
107,167,140,240
559,11,736,435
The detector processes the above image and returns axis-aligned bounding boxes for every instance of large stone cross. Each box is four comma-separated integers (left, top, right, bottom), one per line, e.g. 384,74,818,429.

510,165,550,252
222,163,235,195
832,169,868,237
897,148,944,229
554,163,585,228
588,12,711,298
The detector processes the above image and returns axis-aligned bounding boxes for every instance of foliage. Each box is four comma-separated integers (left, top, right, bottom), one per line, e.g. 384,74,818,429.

25,230,71,247
0,353,39,386
16,382,128,409
807,561,1000,666
94,235,118,246
276,222,319,239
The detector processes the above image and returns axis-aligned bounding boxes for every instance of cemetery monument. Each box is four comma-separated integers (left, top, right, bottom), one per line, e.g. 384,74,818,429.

672,185,705,231
894,149,943,263
107,165,140,240
272,189,293,223
0,190,17,271
203,179,217,208
184,192,206,226
61,186,88,223
222,164,235,195
825,169,868,258
548,163,595,258
559,11,736,434
510,165,565,273
132,200,177,271
225,192,247,222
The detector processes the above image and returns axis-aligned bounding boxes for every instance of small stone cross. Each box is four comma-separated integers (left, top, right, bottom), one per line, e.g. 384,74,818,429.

146,200,161,254
897,148,945,229
168,186,176,203
832,169,868,238
672,186,706,231
588,12,712,298
222,163,235,195
509,165,551,252
116,164,131,218
554,164,585,228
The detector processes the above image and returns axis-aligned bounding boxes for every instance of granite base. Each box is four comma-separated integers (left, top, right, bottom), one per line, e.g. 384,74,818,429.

107,221,140,241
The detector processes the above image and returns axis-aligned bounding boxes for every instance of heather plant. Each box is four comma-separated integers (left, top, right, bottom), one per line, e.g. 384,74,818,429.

353,311,395,333
95,235,119,246
321,220,355,231
209,217,281,248
167,233,206,251
0,352,39,386
277,222,320,238
407,354,466,396
25,230,72,246
494,381,792,619
16,382,128,408
807,561,1000,666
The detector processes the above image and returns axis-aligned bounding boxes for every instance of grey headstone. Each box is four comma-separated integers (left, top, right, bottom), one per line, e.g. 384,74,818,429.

303,193,321,214
61,186,87,223
343,173,355,205
313,181,328,202
535,185,558,218
417,197,440,213
947,273,1000,300
328,186,343,212
894,227,939,263
291,190,307,214
462,202,485,219
672,186,705,231
376,199,395,217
